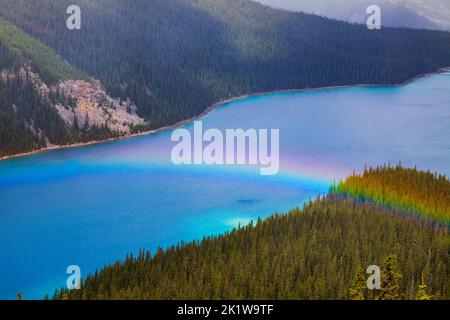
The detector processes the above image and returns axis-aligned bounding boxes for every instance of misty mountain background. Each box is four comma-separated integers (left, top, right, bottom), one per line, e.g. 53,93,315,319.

254,0,450,30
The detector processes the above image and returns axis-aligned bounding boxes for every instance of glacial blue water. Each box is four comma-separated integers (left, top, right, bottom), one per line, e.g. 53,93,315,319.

0,71,449,299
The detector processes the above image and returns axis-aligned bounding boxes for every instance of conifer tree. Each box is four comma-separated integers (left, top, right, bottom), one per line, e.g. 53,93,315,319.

416,272,433,300
378,254,403,300
84,112,90,131
349,267,367,300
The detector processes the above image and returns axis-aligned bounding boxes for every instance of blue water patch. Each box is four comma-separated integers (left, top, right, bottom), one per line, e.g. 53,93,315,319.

1,72,450,299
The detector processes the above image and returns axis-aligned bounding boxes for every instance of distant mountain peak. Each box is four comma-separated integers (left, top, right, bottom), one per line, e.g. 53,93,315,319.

255,0,450,30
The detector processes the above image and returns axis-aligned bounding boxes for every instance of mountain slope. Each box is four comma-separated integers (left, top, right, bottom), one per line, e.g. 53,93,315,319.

0,18,144,157
0,18,80,155
1,0,450,130
0,17,85,83
1,0,450,157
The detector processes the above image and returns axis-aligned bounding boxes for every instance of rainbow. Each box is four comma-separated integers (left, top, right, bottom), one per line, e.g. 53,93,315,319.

331,165,450,225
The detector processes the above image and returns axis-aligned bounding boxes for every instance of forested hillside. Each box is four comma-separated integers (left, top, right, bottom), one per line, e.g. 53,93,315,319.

0,17,140,157
0,17,85,83
0,64,119,157
52,167,450,300
0,18,96,156
0,65,68,155
1,0,450,131
332,165,450,225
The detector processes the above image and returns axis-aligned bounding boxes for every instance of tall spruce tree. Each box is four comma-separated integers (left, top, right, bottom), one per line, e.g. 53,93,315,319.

378,254,403,300
349,267,367,300
416,272,433,300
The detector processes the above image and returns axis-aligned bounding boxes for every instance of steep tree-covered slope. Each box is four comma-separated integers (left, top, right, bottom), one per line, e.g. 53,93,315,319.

0,65,121,157
0,18,81,156
0,66,69,155
52,167,450,300
0,18,141,157
0,18,85,83
332,165,450,225
1,0,450,131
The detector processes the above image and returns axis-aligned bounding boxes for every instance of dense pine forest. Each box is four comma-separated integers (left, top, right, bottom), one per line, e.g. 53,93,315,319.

0,66,67,155
1,0,450,150
332,165,450,225
52,167,450,300
0,17,85,83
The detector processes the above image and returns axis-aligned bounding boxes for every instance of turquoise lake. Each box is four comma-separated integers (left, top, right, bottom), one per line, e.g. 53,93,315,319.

1,72,450,299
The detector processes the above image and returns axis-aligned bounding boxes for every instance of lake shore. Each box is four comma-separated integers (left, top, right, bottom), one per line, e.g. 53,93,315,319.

1,66,449,162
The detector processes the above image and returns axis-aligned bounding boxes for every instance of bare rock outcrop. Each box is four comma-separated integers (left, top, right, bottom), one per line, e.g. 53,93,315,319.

54,79,145,133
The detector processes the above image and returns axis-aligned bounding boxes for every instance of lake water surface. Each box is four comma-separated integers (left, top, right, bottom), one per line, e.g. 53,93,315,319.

1,72,449,299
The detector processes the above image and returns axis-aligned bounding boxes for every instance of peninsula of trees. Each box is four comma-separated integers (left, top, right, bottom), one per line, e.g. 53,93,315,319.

52,166,450,300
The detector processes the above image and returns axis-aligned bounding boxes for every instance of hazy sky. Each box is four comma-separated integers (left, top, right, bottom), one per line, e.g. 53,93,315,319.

254,0,450,30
